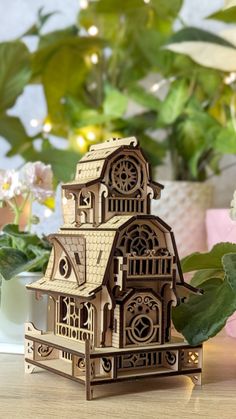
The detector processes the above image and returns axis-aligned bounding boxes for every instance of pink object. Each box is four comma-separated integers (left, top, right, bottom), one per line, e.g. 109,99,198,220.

225,312,236,338
206,209,236,338
206,209,236,249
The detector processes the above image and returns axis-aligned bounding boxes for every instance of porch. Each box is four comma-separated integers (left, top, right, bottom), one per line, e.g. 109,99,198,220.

25,323,202,400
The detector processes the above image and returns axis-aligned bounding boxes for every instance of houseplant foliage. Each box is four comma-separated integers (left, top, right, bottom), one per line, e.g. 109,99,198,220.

2,0,235,184
172,242,236,346
1,1,181,183
0,162,53,282
165,0,236,163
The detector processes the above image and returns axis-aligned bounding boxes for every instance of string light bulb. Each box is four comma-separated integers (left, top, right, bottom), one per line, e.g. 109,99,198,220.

76,135,87,152
90,53,99,64
150,83,160,92
43,121,52,133
88,25,98,36
87,131,96,141
144,0,150,3
30,118,40,128
80,0,88,9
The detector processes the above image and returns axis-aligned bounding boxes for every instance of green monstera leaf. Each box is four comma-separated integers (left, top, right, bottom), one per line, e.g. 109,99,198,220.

173,243,236,345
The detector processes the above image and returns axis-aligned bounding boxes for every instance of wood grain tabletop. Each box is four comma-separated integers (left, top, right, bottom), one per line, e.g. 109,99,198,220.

0,335,235,419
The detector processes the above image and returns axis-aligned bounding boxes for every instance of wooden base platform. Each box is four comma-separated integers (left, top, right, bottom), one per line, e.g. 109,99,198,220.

25,323,202,400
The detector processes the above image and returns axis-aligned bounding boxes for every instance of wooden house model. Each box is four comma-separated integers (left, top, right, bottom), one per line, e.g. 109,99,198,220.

25,136,202,400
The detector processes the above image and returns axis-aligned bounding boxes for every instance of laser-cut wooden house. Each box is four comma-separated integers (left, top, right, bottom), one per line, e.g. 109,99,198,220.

25,136,202,400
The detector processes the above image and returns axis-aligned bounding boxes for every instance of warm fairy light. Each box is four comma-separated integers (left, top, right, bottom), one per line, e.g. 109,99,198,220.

143,0,150,3
43,121,52,133
224,72,236,85
150,77,176,93
30,118,40,127
87,131,96,141
80,0,88,9
76,135,87,150
90,53,99,64
88,82,97,91
150,83,160,92
88,25,98,36
44,208,53,218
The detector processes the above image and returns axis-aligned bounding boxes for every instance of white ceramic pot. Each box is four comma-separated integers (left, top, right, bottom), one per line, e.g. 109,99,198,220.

0,272,47,353
152,181,214,258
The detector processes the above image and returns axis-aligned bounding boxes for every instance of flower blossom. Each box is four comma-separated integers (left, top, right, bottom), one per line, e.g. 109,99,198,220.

20,162,53,201
0,170,21,201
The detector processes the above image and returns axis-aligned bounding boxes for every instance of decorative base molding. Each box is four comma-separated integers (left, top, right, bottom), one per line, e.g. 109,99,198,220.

25,323,203,400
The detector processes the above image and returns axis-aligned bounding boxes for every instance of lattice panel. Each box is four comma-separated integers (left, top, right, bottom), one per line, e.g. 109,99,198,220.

56,297,95,344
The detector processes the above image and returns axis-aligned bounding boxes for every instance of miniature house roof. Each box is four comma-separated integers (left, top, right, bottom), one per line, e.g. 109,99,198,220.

62,136,164,192
27,215,195,299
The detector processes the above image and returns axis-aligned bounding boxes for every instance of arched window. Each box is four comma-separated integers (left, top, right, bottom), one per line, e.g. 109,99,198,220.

117,224,159,256
78,190,91,208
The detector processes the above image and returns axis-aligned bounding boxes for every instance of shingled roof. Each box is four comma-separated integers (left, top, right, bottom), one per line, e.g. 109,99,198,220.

62,136,163,191
27,214,196,299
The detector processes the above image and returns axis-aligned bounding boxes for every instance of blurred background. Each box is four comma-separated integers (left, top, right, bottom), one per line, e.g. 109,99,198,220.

1,0,236,252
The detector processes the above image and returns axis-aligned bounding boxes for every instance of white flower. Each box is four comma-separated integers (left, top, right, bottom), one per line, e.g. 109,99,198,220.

230,190,236,220
0,170,21,201
20,162,54,201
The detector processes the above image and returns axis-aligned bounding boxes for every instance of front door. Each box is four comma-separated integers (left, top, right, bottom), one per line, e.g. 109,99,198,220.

123,291,162,347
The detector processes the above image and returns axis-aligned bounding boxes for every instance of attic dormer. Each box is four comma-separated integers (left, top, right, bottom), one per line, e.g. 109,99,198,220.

62,137,163,227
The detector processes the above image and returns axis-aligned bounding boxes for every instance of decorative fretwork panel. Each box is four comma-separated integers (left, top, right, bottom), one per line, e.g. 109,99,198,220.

124,293,162,346
61,351,72,361
117,223,159,256
109,156,141,195
118,351,162,370
117,349,177,372
56,297,95,344
180,349,201,370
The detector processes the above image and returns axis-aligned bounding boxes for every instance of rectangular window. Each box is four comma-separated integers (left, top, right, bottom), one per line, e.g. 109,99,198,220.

97,250,103,264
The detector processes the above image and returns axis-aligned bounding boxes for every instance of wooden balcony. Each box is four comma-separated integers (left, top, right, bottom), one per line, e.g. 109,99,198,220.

114,251,174,280
108,197,145,213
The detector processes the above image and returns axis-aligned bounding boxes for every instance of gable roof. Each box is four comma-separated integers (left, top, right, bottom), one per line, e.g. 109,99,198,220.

62,136,164,191
27,229,117,298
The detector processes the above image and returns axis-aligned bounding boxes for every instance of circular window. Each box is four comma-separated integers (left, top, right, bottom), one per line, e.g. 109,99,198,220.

111,158,140,194
59,257,71,278
128,314,154,344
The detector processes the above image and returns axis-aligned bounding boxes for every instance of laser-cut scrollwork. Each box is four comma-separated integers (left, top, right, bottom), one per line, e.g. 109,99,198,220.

101,357,112,373
37,345,53,358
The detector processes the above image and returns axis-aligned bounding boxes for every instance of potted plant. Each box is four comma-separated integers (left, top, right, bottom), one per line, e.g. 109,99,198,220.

1,1,236,258
160,0,236,255
0,162,53,352
173,241,236,345
171,189,236,344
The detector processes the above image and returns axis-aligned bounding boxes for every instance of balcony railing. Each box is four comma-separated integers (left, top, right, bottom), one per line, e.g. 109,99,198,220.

108,197,145,213
126,253,174,278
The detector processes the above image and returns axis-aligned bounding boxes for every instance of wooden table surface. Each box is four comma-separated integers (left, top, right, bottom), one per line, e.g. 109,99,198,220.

0,335,236,419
